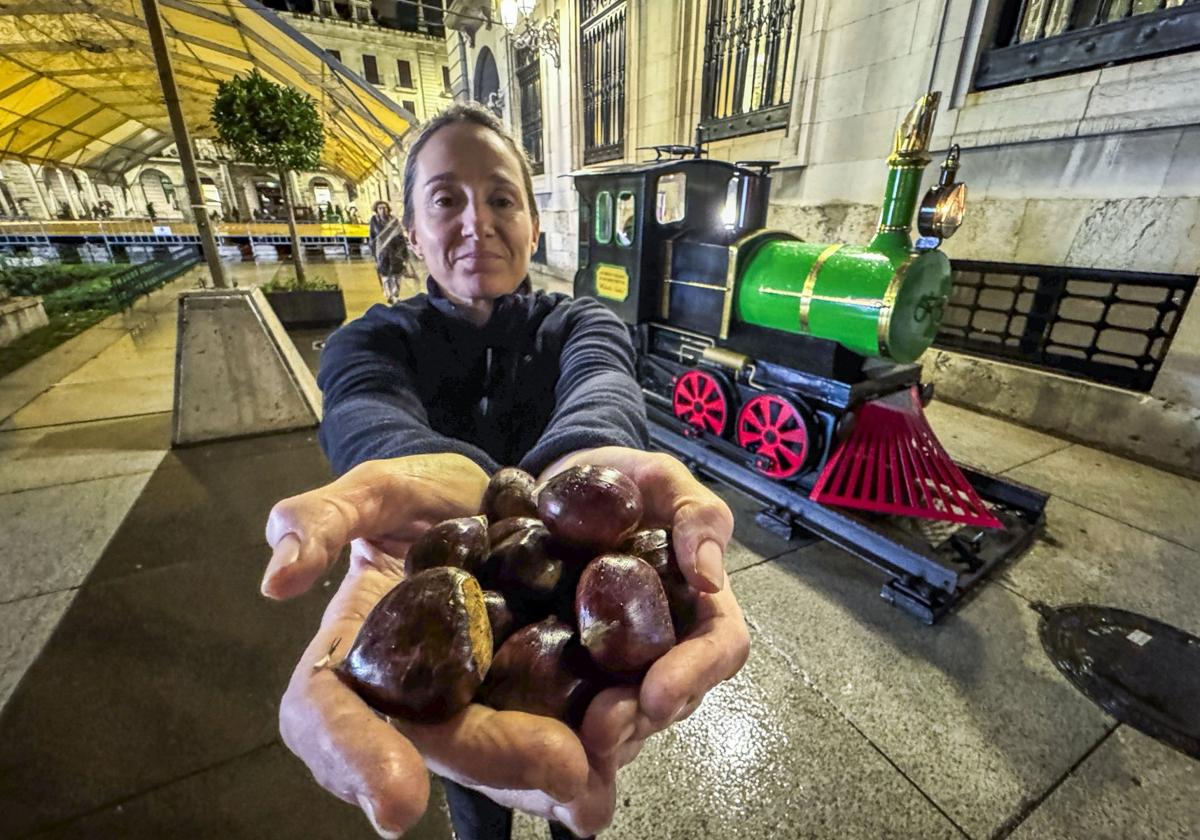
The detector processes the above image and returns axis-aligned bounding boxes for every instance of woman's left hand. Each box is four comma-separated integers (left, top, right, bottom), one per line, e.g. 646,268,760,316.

536,447,752,787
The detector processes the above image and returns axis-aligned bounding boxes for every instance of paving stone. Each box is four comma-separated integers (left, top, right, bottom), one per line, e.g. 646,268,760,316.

0,413,171,494
93,432,332,584
1006,445,1200,552
733,544,1113,838
516,631,961,840
0,589,77,713
30,744,454,840
924,399,1069,474
57,334,176,386
1001,496,1200,635
1009,728,1200,840
0,535,343,837
0,471,156,602
0,374,176,430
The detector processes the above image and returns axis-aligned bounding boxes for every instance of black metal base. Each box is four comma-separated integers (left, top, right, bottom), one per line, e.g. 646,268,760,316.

647,404,1048,624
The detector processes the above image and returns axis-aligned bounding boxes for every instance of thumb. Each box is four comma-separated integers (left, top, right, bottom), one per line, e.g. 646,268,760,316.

670,493,733,594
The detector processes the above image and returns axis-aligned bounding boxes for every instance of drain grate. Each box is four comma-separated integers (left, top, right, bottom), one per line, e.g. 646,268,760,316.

1036,603,1200,759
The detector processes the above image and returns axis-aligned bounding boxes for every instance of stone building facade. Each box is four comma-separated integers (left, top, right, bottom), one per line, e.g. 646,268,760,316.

449,0,1200,475
0,7,453,225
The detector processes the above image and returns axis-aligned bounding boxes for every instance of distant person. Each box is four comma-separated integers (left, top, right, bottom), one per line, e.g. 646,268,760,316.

369,200,408,304
146,202,157,221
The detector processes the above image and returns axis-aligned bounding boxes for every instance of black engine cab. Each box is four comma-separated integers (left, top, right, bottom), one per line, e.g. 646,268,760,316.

572,157,772,327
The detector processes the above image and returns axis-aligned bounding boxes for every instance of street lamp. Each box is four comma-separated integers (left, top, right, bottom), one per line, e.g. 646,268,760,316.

499,0,561,68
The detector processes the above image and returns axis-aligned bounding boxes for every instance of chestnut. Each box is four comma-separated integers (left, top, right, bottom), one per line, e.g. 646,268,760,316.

478,616,596,727
336,567,492,722
490,524,565,607
486,516,543,548
622,528,699,637
576,554,675,677
482,467,539,522
483,589,517,649
405,515,489,578
537,466,644,551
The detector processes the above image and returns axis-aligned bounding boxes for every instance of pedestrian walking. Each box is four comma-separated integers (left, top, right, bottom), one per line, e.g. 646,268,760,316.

369,200,409,304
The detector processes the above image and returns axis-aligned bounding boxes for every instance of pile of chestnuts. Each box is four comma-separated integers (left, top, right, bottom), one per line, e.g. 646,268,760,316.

334,465,698,728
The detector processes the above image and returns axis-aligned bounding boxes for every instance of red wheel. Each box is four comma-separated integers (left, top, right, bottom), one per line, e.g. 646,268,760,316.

736,394,811,479
672,369,730,436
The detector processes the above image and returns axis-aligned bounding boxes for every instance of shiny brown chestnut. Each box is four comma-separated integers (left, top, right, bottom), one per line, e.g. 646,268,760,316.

478,616,596,727
576,553,676,677
537,465,644,551
490,524,565,607
336,567,492,722
483,590,517,650
622,528,699,637
482,467,539,522
405,515,490,578
486,516,543,548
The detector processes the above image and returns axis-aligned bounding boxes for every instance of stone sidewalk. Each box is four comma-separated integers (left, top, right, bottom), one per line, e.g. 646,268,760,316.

1,258,1197,839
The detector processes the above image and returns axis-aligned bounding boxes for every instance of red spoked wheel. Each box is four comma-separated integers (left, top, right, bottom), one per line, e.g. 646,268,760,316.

672,369,731,436
736,394,811,479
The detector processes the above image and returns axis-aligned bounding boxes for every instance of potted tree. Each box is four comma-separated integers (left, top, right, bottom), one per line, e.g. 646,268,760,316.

211,70,344,329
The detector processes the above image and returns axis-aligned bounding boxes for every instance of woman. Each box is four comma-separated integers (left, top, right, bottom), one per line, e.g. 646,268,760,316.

369,200,408,304
261,103,750,840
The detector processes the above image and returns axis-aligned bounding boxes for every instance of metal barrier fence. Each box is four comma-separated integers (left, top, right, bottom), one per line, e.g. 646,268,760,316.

936,259,1196,392
108,247,201,309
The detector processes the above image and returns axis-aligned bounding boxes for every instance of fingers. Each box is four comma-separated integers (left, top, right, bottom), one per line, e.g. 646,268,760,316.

630,453,734,594
578,685,640,759
262,456,489,600
637,576,750,731
398,706,589,804
279,566,431,837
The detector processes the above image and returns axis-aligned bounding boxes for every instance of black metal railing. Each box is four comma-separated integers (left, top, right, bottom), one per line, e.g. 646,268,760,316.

935,259,1196,392
108,247,200,309
516,47,545,175
580,0,626,164
700,0,799,141
977,0,1200,89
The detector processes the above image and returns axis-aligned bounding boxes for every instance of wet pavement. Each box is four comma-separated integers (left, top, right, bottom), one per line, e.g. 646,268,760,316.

1,258,1198,839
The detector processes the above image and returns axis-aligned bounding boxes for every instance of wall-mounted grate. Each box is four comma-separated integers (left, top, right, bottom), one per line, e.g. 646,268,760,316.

935,260,1196,392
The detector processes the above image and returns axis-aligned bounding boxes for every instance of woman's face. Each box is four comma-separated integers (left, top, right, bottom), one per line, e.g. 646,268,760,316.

407,122,539,304
375,204,390,218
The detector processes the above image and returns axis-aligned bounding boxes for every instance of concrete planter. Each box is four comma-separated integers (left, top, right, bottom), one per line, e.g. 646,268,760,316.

0,295,50,348
263,288,346,329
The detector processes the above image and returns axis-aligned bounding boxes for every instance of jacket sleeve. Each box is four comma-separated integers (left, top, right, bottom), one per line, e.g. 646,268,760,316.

316,312,501,476
518,297,648,476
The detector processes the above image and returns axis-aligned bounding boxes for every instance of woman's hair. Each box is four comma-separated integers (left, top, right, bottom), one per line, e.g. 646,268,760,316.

372,200,391,214
401,102,539,230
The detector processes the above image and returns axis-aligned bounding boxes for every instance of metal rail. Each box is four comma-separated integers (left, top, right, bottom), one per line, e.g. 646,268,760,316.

646,403,1047,623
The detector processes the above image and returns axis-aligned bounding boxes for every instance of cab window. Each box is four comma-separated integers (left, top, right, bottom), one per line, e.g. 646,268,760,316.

616,191,636,247
721,176,740,228
595,191,613,244
655,173,686,225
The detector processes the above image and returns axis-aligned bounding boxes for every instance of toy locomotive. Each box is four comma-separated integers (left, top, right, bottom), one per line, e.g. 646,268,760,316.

572,94,1046,623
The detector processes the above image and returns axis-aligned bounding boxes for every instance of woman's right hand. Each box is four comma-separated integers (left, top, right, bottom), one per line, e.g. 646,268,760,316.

263,456,599,837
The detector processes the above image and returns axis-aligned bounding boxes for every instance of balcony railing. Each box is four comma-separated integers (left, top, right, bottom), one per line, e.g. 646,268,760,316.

976,0,1200,89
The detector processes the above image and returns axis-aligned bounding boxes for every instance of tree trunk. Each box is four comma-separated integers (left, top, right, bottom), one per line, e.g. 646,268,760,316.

280,169,307,286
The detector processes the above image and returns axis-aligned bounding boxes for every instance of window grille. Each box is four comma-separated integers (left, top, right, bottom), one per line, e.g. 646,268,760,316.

701,0,800,142
935,260,1196,392
976,0,1200,90
580,0,626,164
516,47,545,175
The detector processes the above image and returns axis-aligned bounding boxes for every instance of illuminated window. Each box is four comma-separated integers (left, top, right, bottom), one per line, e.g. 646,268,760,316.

655,173,686,225
615,191,635,247
595,191,613,244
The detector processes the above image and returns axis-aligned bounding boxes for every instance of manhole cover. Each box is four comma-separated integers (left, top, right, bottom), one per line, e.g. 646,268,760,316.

1036,603,1200,759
